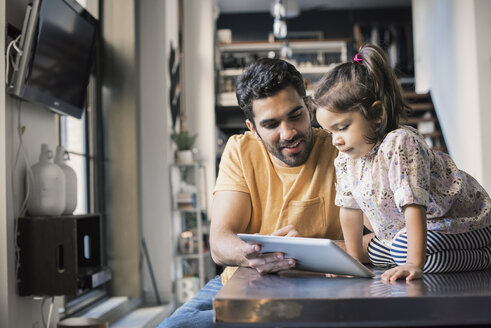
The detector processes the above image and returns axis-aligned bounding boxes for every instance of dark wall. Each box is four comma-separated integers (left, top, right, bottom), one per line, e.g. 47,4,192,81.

7,0,30,30
217,7,414,76
217,8,412,41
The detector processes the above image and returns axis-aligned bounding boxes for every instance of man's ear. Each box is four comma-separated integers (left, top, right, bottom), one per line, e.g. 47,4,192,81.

246,119,260,139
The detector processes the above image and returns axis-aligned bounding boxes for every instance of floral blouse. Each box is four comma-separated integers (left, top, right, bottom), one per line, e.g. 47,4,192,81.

335,126,491,247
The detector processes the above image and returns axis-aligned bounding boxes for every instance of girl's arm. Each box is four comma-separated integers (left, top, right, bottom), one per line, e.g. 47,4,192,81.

381,204,427,282
340,207,364,261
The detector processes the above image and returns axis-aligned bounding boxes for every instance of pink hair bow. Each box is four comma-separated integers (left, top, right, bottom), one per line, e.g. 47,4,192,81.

354,53,363,63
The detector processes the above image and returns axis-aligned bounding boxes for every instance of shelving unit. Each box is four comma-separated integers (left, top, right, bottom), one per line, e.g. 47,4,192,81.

168,163,214,305
215,39,349,161
216,40,348,105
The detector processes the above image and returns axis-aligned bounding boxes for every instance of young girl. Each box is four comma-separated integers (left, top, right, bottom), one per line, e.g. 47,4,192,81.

313,44,491,282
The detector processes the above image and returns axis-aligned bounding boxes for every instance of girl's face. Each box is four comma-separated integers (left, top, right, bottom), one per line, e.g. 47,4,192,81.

316,107,375,159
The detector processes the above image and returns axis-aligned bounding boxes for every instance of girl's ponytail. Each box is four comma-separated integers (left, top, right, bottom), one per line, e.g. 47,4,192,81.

356,44,410,139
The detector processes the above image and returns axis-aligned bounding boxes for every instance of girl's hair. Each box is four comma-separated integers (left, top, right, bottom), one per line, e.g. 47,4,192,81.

313,43,411,143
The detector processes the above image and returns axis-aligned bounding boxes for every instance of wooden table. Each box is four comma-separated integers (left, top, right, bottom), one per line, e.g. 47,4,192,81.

214,267,491,327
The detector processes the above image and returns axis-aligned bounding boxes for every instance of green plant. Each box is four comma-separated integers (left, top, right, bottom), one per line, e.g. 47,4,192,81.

171,129,198,151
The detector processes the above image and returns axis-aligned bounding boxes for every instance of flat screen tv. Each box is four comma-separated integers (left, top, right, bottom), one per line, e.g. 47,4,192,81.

8,0,97,119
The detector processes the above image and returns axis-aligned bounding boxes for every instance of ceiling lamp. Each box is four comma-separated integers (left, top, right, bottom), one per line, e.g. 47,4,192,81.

270,0,299,18
271,0,299,40
273,16,287,39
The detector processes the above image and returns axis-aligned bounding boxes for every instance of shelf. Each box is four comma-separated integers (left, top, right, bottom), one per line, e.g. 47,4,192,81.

219,64,337,77
219,40,348,58
170,162,205,168
216,123,248,130
177,252,209,259
409,103,434,111
168,163,213,304
175,207,206,213
402,116,438,125
217,90,316,107
297,64,337,75
217,92,238,107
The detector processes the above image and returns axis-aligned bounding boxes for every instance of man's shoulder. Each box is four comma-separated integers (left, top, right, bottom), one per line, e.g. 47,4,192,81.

227,131,255,144
226,131,261,152
222,131,266,163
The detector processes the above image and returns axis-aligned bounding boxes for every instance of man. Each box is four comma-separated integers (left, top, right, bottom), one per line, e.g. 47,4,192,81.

159,58,372,328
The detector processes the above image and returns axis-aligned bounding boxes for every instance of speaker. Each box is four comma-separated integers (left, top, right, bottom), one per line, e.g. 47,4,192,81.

17,214,111,297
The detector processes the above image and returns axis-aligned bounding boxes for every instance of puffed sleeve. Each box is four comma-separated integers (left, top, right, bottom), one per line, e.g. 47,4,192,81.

334,152,360,209
381,128,431,211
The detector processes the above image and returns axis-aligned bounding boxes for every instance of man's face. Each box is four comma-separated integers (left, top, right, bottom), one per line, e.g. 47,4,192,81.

246,86,314,167
316,107,375,160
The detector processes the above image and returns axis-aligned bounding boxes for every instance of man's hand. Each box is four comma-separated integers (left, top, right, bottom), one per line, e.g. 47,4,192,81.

243,225,299,274
243,243,296,274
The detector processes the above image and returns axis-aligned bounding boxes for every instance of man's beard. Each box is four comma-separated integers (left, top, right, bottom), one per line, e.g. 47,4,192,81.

258,129,314,167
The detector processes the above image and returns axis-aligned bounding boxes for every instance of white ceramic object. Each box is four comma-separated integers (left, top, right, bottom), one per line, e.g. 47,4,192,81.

55,145,78,215
28,144,66,216
176,150,194,164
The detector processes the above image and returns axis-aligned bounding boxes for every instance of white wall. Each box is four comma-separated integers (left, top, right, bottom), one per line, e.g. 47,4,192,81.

3,70,62,328
1,0,62,323
1,0,184,325
474,0,491,193
182,0,217,206
139,0,218,303
138,0,177,303
1,0,7,325
413,0,491,191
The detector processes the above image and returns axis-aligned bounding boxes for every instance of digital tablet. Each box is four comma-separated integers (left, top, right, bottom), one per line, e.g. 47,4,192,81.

238,233,375,278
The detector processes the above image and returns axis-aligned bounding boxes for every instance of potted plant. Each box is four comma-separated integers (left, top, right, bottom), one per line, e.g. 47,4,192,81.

171,129,198,163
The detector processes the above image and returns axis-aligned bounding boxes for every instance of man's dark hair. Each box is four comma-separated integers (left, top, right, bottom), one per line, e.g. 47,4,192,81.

236,58,306,124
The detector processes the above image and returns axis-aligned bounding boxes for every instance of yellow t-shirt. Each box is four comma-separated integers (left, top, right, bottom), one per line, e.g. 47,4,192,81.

213,128,342,284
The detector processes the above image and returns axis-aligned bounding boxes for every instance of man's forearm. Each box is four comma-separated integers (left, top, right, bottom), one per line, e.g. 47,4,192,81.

210,231,248,267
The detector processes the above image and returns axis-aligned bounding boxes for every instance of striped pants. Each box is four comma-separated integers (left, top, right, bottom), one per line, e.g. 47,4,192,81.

368,226,491,273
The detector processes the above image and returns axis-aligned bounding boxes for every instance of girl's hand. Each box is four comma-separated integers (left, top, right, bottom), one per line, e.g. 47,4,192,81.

381,264,423,282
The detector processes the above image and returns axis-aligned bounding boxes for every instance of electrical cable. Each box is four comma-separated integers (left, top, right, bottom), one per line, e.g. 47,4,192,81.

40,298,46,327
46,297,54,328
11,100,34,289
11,101,24,279
40,296,54,328
16,100,34,217
5,35,22,84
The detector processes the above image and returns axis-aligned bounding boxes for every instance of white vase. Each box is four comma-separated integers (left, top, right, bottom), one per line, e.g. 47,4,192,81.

55,145,78,215
28,144,66,216
176,150,194,164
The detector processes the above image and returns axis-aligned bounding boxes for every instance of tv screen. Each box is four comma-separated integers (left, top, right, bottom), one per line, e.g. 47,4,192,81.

8,0,97,118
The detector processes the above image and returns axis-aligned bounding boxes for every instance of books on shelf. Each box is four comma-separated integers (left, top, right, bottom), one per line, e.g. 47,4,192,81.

176,192,197,210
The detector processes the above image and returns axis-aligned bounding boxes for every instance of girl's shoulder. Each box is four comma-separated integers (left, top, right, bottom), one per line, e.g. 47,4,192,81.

381,126,427,148
378,126,431,158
